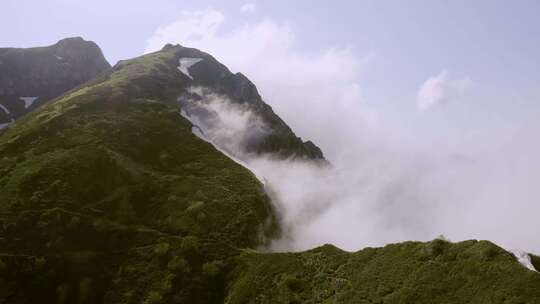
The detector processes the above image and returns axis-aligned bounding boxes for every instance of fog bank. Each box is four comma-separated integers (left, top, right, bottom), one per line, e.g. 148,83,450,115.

179,87,540,254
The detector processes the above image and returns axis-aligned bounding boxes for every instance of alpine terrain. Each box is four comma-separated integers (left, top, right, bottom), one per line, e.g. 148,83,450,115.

0,38,538,304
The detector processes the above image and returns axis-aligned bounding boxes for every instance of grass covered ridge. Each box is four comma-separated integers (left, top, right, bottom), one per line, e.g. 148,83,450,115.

227,240,540,304
0,45,538,303
0,49,278,303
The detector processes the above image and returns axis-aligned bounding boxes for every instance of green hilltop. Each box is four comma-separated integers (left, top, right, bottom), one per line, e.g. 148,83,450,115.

0,41,538,303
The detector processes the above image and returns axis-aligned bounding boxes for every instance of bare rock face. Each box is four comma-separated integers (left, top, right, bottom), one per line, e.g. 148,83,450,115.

0,37,110,126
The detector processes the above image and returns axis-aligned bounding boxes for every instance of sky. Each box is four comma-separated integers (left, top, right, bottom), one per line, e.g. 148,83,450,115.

3,0,540,253
3,0,540,136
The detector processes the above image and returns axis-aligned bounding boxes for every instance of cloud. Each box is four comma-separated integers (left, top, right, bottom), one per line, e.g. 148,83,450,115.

145,10,225,54
240,3,257,13
179,82,540,255
145,9,376,161
179,87,271,157
416,70,473,112
146,10,540,254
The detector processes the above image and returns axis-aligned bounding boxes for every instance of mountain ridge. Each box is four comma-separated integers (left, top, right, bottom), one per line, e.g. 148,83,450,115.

0,39,538,303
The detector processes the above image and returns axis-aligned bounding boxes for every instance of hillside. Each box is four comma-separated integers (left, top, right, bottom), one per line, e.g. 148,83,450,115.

0,44,281,303
228,240,540,303
0,41,538,303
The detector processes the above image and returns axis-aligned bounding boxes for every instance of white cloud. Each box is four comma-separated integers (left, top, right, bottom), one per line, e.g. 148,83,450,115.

145,10,540,255
145,9,375,161
145,10,225,53
416,70,473,112
240,3,257,13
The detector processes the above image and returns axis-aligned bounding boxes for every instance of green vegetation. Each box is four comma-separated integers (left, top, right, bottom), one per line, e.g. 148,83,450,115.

0,48,278,303
0,44,538,303
227,240,540,304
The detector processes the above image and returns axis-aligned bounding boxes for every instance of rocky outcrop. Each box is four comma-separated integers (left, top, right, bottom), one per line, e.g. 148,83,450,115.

167,45,324,160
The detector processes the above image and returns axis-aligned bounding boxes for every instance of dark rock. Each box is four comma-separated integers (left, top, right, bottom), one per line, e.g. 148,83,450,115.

170,45,324,160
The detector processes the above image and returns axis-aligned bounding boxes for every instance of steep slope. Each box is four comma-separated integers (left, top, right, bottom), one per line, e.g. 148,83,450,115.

0,37,110,127
531,254,540,272
0,46,278,303
167,44,324,160
0,42,539,304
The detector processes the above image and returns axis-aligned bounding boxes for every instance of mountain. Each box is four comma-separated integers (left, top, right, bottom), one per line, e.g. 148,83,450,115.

0,44,281,303
0,40,538,303
168,44,323,160
0,37,110,128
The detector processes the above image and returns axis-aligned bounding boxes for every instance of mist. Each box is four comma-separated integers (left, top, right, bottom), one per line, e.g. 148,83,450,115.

178,85,540,255
156,9,540,254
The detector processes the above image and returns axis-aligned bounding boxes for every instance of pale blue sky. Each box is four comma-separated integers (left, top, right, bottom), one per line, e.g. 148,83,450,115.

4,1,539,80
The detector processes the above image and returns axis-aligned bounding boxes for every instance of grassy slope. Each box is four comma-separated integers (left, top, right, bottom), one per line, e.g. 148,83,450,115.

0,47,538,304
227,240,540,304
0,50,278,303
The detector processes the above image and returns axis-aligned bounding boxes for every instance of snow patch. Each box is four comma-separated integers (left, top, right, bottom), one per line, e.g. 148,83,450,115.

54,55,63,61
178,58,203,80
0,104,10,115
20,97,38,109
511,249,537,271
0,104,14,129
0,119,15,130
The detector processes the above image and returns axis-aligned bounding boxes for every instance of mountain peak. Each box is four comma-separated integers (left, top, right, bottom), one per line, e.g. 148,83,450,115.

161,43,181,51
56,36,85,44
167,45,325,159
110,44,324,159
0,38,110,128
